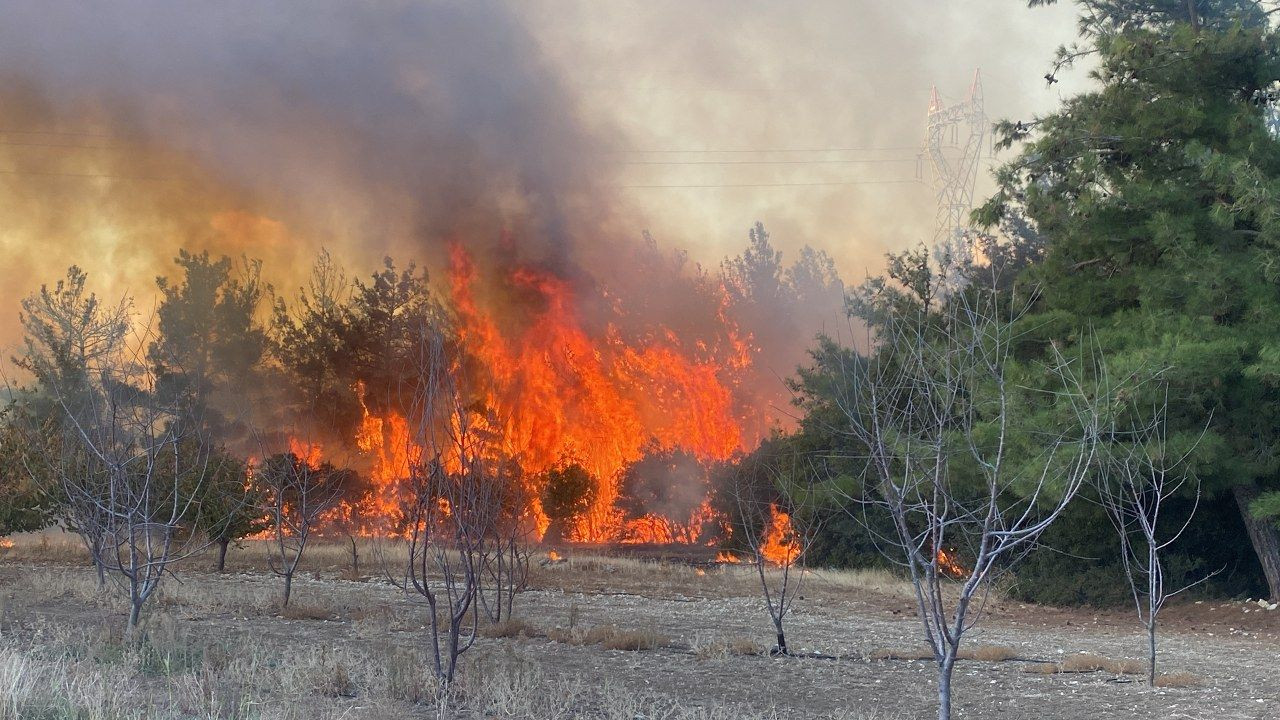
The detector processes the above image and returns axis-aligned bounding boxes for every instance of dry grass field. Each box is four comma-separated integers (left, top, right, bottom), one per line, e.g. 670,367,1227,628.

0,534,1276,719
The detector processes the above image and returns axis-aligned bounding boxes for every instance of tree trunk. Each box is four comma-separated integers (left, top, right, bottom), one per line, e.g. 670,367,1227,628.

127,598,142,636
937,657,955,720
1233,484,1280,600
348,536,359,576
282,571,294,607
216,538,229,572
1147,620,1157,686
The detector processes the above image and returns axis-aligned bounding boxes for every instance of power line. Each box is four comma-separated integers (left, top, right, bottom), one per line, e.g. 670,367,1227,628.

0,128,114,138
619,178,922,188
0,140,119,150
622,157,917,166
0,168,170,181
618,145,921,154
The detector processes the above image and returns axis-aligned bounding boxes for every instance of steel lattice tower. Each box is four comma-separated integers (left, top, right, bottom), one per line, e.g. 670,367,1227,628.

922,70,987,256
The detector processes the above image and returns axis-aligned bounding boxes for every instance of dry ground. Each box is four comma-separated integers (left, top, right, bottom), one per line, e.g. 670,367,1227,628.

0,535,1276,719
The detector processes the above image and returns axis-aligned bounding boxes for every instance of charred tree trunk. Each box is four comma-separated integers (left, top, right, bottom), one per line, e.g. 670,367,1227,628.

1233,484,1280,600
216,538,230,572
348,535,359,576
282,571,294,607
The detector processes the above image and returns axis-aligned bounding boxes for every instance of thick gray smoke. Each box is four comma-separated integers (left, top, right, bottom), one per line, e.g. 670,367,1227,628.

0,0,626,319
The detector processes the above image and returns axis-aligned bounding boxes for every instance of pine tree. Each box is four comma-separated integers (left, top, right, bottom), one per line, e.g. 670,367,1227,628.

980,0,1280,596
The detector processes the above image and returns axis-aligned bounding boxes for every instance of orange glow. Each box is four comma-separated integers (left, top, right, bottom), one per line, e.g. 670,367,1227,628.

621,499,718,545
714,504,800,567
287,437,324,467
758,503,802,567
281,244,775,546
448,244,746,542
936,547,968,579
0,538,14,550
546,550,562,562
350,382,414,533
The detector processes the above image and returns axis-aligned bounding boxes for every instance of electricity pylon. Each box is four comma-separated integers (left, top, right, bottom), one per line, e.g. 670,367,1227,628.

921,69,987,259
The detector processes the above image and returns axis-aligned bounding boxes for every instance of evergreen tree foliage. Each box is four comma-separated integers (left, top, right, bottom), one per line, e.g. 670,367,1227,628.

150,250,267,440
980,0,1280,596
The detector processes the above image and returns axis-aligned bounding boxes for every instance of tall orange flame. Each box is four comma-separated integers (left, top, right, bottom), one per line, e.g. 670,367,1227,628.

759,503,802,566
351,382,414,531
448,244,746,541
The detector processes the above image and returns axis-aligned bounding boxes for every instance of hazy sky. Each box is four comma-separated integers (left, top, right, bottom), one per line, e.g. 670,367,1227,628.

518,0,1083,274
0,1,1084,360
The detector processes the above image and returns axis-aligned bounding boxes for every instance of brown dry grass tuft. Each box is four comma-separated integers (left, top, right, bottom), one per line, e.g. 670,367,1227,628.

1023,655,1151,677
602,629,666,651
1059,653,1110,673
1154,671,1201,688
1108,658,1147,675
483,618,537,638
548,624,668,651
958,645,1018,662
727,637,764,656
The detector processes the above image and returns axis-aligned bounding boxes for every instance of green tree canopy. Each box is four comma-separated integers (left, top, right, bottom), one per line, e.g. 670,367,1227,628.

979,0,1280,596
150,250,267,441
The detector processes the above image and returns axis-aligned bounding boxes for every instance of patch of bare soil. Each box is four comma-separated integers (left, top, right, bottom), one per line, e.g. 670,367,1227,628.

1,551,1277,719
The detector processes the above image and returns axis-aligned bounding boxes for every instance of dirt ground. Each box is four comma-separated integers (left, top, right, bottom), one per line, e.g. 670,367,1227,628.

2,543,1278,719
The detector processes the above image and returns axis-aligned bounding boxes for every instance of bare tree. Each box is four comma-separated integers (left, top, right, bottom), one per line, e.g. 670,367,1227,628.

1098,388,1209,686
476,456,532,624
51,320,221,634
257,449,347,607
14,267,132,586
404,320,505,688
722,443,821,656
838,290,1105,720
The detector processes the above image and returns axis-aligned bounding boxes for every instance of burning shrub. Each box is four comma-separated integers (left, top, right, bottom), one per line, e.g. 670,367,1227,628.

539,461,597,542
617,445,718,544
257,452,363,606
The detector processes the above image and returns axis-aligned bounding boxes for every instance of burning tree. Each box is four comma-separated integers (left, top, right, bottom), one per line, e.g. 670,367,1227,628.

719,437,819,656
538,460,597,543
839,270,1106,720
257,451,353,606
618,445,718,545
404,318,513,687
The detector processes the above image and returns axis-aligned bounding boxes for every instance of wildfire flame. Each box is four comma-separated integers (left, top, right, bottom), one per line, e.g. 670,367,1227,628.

277,246,802,550
448,244,746,542
351,382,414,530
620,499,719,545
758,503,802,566
936,548,968,579
713,504,801,567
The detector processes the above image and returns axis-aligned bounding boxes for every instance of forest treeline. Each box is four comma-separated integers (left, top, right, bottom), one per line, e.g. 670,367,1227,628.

5,0,1280,615
730,0,1280,606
